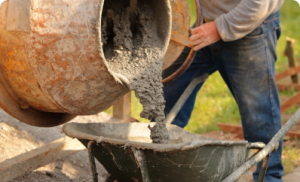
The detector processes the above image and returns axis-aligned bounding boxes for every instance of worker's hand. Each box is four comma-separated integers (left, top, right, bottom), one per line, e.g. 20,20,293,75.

190,21,221,51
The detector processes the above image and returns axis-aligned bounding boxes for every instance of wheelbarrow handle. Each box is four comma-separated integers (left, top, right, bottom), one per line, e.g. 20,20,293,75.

222,108,300,182
246,142,266,150
162,0,203,85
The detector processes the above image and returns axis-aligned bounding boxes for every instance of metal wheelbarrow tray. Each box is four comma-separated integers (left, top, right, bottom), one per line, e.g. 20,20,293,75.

63,122,264,182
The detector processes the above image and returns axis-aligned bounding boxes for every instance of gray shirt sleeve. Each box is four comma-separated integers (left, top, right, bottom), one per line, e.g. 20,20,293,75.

214,0,284,42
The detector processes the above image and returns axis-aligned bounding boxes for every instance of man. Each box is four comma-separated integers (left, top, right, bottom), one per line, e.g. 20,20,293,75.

163,0,284,181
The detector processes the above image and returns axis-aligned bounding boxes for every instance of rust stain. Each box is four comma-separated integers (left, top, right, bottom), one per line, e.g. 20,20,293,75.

131,177,139,182
32,19,47,28
163,0,190,70
0,30,61,112
177,0,183,13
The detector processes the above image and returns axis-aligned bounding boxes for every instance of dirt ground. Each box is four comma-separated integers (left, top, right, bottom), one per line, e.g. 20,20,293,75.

0,109,111,182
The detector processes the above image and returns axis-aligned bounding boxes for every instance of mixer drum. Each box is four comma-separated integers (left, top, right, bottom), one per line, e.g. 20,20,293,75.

0,0,189,127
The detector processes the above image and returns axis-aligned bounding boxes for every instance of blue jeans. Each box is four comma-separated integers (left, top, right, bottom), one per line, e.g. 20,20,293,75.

163,12,283,182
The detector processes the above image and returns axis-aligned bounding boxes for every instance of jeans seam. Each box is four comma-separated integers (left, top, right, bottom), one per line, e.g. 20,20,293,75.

244,33,265,39
264,32,277,128
264,17,280,24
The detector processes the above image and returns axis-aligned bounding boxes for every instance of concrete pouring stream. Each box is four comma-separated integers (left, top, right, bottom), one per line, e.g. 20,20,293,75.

100,0,171,143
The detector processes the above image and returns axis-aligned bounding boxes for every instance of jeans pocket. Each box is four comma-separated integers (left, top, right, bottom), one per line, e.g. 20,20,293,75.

244,26,265,39
275,27,281,40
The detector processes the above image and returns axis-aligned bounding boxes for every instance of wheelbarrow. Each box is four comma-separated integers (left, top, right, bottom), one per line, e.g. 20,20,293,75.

63,74,300,182
63,122,265,182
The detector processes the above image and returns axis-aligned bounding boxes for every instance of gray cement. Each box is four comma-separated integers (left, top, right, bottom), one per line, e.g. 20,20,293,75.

100,0,170,144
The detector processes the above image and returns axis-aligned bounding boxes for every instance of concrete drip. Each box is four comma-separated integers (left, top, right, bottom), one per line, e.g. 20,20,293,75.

99,0,171,144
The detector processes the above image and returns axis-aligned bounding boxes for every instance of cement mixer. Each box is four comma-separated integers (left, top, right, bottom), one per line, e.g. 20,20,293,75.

0,0,195,127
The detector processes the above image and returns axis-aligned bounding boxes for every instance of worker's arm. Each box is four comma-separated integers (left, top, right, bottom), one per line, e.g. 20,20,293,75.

190,0,284,51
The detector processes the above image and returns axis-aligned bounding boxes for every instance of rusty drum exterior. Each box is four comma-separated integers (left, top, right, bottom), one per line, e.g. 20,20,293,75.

163,0,190,70
0,0,190,127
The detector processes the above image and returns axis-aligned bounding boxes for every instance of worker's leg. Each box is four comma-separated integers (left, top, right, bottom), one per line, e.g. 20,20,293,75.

211,12,283,182
162,46,216,128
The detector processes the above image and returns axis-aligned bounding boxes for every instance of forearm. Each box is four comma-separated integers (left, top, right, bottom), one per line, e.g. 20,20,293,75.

215,0,284,42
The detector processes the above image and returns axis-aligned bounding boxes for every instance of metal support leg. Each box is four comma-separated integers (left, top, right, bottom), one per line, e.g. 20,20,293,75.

113,92,131,123
257,155,270,182
88,141,98,182
133,148,150,182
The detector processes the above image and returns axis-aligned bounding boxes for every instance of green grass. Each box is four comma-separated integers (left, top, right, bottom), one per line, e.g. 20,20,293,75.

187,0,196,26
282,144,300,175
